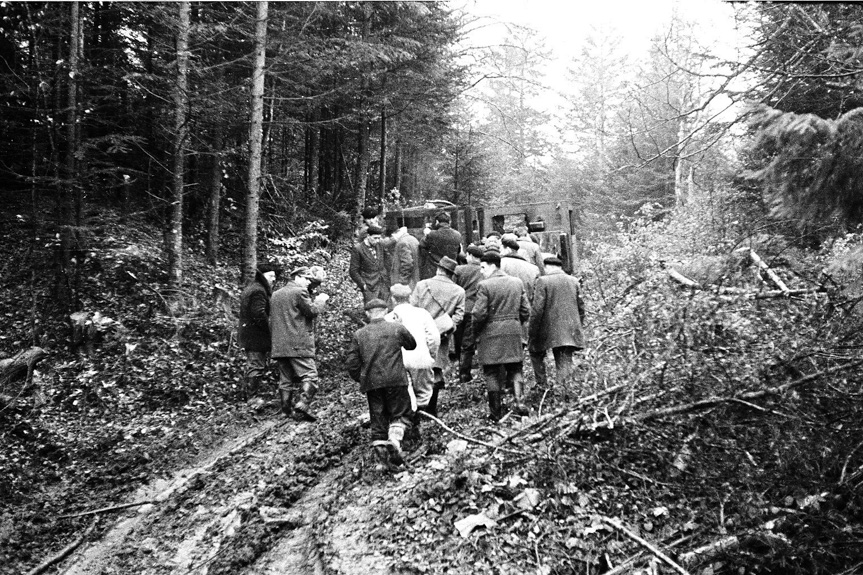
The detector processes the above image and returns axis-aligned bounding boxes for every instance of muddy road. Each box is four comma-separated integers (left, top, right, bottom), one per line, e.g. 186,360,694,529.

54,387,484,575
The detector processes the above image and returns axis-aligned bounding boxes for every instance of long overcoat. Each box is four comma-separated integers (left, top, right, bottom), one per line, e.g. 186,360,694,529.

419,223,462,280
391,233,420,289
270,281,324,358
349,240,389,302
472,269,530,365
237,270,272,352
528,269,585,352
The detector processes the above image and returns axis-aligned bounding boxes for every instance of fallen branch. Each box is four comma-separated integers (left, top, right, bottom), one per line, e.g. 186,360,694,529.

749,249,790,294
667,268,701,289
679,526,789,568
58,499,156,520
603,534,693,575
582,360,862,432
597,515,692,575
417,410,526,455
26,519,98,575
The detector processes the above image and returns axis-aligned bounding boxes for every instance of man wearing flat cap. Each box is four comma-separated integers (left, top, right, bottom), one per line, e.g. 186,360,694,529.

473,250,530,421
349,223,390,304
346,298,417,469
270,266,330,421
528,256,585,397
410,255,465,415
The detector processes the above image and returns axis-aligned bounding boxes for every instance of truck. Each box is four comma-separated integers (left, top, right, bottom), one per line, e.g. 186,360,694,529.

384,199,578,272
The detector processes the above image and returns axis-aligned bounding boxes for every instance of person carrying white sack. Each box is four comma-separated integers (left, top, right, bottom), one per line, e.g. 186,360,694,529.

386,283,440,447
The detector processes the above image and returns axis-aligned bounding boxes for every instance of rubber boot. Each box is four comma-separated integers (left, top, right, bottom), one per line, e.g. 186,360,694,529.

372,442,390,471
487,391,503,422
427,386,441,418
279,389,293,417
512,375,529,416
387,423,406,466
292,381,317,422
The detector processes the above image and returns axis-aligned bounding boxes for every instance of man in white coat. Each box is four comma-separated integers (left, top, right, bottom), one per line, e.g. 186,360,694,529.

387,283,440,445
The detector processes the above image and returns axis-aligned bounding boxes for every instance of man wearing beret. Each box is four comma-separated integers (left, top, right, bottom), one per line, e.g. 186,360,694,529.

528,256,586,396
346,298,418,469
453,245,484,384
410,255,465,416
270,266,330,421
238,263,280,403
473,250,531,421
349,224,390,304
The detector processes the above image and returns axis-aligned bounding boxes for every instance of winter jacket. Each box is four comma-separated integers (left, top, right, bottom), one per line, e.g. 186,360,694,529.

270,281,324,358
419,223,462,280
528,268,586,352
349,239,389,302
238,270,273,352
386,303,439,370
473,269,530,365
346,318,417,393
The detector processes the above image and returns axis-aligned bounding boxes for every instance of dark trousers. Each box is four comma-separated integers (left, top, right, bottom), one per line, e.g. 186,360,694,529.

366,386,412,442
482,363,523,392
455,314,475,382
530,346,577,388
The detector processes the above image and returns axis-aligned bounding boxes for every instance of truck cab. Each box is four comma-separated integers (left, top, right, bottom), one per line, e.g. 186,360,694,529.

384,200,578,272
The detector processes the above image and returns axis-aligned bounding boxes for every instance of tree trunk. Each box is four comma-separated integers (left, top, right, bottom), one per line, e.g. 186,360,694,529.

379,106,387,204
65,1,80,226
167,1,190,291
306,107,320,200
242,0,268,284
394,137,402,192
355,2,371,213
206,124,224,266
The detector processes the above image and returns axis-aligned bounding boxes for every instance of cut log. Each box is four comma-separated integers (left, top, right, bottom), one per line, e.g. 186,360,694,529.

0,347,47,386
667,268,701,289
749,250,790,294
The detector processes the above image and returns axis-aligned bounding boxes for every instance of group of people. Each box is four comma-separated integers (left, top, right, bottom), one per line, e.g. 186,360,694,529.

238,207,586,470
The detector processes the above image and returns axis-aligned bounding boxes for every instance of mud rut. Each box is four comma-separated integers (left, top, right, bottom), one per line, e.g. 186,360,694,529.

59,396,407,575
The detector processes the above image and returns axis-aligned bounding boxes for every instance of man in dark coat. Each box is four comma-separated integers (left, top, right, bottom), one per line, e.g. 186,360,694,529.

238,263,280,400
473,251,530,421
528,257,585,395
453,245,484,383
349,224,389,303
419,211,462,280
270,266,330,420
346,298,417,469
390,226,420,289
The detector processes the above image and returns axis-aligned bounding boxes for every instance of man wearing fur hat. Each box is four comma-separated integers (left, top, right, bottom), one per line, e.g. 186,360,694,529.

410,255,465,416
473,250,530,420
270,266,329,421
346,298,417,469
238,263,280,402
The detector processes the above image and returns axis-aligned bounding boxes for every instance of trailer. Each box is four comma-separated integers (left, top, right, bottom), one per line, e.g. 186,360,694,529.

384,200,578,272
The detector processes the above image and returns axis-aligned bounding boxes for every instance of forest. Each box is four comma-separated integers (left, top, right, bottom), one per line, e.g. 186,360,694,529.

1,2,863,574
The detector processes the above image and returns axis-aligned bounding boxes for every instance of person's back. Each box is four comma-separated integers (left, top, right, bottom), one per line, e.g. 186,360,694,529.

420,213,462,279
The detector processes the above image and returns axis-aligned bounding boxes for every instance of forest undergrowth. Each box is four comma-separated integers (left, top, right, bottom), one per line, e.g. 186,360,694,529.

1,200,863,575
